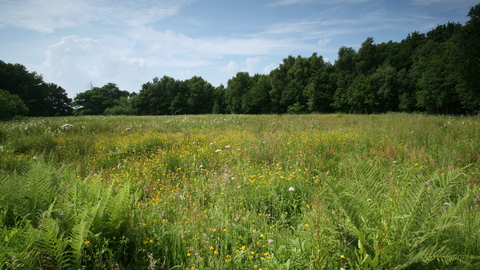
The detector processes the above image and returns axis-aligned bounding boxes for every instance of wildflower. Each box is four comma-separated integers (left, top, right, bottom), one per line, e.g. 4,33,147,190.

237,186,241,189
340,255,346,259
215,149,222,153
225,145,231,149
187,253,191,256
209,246,214,250
117,163,122,170
260,234,264,237
61,124,73,128
392,160,398,164
411,131,415,134
214,250,219,254
84,240,90,245
267,239,274,244
288,187,295,192
199,165,204,168
192,141,197,144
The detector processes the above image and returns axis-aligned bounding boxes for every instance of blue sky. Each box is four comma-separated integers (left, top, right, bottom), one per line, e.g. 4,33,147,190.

0,0,477,98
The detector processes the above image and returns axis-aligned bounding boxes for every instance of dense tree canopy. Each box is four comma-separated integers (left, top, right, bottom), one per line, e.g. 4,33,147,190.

0,61,72,117
73,83,131,115
0,89,28,120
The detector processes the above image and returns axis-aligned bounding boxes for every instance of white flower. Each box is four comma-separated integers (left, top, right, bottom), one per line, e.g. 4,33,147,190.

117,164,122,170
225,145,231,149
411,131,415,134
215,149,222,153
237,186,241,189
267,239,274,244
289,187,295,192
392,160,398,164
61,124,73,128
199,165,204,168
193,142,197,144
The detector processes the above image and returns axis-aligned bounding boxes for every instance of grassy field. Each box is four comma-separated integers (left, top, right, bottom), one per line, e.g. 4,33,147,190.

0,114,479,269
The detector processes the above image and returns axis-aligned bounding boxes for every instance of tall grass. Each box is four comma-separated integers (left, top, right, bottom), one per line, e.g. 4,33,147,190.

0,114,479,269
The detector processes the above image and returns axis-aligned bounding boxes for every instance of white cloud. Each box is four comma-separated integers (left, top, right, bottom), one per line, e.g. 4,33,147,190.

268,0,371,6
262,63,277,74
219,61,239,77
268,0,315,7
242,57,263,74
318,38,331,46
39,36,148,97
128,26,296,58
0,0,195,33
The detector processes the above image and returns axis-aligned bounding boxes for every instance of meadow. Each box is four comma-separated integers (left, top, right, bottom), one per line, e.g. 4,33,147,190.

0,114,479,269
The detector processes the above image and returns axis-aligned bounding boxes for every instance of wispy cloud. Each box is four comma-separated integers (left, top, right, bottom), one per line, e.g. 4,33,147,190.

0,0,195,33
127,26,299,59
268,0,372,6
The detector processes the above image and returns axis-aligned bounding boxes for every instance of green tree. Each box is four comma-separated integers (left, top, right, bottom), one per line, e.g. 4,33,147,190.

213,84,226,114
104,96,134,115
73,83,130,115
270,55,297,113
333,46,357,110
370,64,402,112
356,37,380,76
241,74,272,114
0,61,72,116
304,61,337,113
185,76,215,114
0,89,29,120
454,4,480,113
225,72,251,114
412,39,461,113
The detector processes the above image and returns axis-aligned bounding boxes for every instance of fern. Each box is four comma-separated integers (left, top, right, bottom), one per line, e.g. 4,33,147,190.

327,157,476,269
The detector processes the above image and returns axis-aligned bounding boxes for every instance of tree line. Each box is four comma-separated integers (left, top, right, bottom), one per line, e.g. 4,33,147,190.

1,4,479,119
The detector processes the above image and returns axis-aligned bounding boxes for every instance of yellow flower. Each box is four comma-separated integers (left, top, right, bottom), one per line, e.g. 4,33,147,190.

209,246,214,250
259,234,264,237
187,253,191,257
340,255,346,259
84,240,90,245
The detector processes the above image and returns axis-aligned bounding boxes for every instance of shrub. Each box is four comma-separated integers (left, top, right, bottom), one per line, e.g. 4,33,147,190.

0,89,28,121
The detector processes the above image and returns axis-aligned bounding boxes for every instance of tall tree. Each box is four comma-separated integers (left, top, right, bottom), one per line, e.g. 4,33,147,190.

333,46,357,110
454,4,480,113
304,62,337,113
0,61,72,116
225,72,251,114
242,74,272,114
185,76,215,114
73,83,130,115
269,55,297,113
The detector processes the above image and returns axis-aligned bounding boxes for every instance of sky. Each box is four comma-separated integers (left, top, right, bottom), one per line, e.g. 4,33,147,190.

0,0,478,98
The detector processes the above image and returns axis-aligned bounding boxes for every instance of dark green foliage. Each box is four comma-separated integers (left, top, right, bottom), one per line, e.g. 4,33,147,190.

454,4,480,113
0,61,72,117
73,82,131,115
0,89,28,121
133,75,216,115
